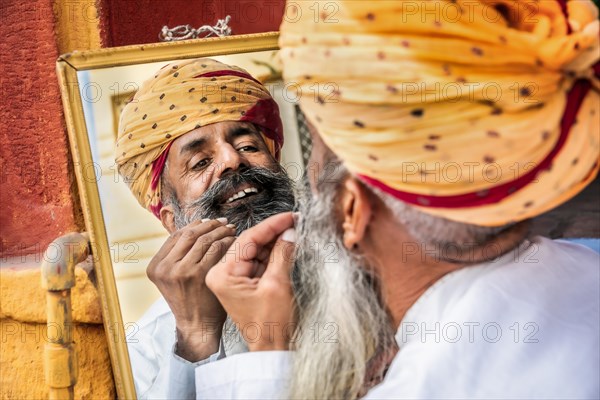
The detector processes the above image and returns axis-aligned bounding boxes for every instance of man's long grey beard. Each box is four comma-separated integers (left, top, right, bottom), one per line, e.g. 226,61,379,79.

172,166,296,234
169,165,296,354
289,177,396,399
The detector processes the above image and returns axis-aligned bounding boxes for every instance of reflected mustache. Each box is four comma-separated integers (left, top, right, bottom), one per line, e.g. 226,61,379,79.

196,167,282,207
174,166,296,233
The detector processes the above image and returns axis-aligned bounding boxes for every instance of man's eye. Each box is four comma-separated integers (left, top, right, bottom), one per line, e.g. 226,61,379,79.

238,145,258,153
192,158,210,170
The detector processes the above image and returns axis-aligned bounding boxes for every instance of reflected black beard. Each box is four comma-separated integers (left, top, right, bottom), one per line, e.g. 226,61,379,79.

173,166,296,235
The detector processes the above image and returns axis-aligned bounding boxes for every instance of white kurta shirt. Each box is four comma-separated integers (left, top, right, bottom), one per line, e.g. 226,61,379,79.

127,298,247,399
194,237,600,399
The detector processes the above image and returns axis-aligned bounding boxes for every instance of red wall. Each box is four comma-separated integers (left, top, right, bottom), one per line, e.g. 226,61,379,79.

101,0,285,47
0,0,82,258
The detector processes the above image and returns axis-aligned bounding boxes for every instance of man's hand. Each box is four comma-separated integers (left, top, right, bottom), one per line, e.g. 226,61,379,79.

206,212,297,352
147,219,236,362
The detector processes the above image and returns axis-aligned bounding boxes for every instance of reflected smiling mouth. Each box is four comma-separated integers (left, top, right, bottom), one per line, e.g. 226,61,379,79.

224,185,260,204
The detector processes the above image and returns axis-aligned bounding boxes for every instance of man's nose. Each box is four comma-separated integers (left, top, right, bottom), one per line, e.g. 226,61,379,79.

217,143,248,178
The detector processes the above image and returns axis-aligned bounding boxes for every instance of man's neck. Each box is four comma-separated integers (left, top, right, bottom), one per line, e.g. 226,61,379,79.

366,219,529,330
377,250,462,329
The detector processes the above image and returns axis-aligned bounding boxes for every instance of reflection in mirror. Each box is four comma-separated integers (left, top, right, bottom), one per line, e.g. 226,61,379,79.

77,49,311,398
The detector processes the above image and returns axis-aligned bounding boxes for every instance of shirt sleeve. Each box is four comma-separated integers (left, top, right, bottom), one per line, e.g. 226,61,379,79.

195,351,292,399
167,341,225,400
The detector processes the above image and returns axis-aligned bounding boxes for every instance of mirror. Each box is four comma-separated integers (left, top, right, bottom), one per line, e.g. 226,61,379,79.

56,32,311,398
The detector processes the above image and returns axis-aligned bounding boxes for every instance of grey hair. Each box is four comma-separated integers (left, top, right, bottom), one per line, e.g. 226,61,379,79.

371,185,515,259
290,162,395,400
320,155,522,262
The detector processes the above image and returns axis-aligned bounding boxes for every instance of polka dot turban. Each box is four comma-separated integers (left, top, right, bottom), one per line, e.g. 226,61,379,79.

115,58,283,217
280,0,599,226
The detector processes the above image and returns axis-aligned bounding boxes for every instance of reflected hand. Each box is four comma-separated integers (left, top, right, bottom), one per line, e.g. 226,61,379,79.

147,219,236,361
206,212,297,352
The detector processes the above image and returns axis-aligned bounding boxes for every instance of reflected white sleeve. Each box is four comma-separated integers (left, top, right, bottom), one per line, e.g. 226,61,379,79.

167,342,225,399
195,351,292,399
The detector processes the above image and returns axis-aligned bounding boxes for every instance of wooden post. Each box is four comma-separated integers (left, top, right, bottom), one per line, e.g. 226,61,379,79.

41,233,89,400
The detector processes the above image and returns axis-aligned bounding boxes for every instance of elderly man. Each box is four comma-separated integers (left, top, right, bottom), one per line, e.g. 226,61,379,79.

114,58,295,398
193,1,600,398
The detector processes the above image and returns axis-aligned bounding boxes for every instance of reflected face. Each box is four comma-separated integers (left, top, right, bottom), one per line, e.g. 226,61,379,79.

164,121,279,205
162,120,296,233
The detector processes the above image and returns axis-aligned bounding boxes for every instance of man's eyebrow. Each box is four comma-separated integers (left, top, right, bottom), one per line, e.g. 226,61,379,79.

227,125,260,141
179,137,207,157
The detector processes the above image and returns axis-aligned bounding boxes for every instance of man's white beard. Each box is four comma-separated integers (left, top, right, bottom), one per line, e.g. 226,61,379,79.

290,181,395,399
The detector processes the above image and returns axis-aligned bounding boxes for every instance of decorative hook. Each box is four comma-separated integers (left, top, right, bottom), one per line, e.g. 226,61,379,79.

159,15,232,42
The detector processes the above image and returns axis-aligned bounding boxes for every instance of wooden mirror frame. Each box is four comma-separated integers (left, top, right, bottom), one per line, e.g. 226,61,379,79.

55,32,279,399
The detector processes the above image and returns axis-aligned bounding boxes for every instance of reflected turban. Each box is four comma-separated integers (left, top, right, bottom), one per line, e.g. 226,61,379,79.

280,0,599,226
115,58,283,217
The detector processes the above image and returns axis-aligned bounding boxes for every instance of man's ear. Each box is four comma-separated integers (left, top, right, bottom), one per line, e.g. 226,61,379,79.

159,205,176,234
340,177,372,250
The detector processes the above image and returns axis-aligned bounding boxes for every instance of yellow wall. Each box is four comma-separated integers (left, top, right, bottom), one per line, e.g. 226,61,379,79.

0,266,115,398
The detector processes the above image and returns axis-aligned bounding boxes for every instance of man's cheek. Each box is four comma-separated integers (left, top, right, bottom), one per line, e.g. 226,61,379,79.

248,152,277,170
183,175,212,204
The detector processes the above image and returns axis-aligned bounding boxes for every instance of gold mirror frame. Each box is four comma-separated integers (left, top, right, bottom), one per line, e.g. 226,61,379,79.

56,32,280,399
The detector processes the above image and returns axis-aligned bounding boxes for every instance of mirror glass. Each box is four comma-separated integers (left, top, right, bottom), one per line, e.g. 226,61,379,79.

68,41,312,397
78,50,309,324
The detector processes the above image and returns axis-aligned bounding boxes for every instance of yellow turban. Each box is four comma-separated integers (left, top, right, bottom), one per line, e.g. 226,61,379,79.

280,0,599,226
115,58,283,217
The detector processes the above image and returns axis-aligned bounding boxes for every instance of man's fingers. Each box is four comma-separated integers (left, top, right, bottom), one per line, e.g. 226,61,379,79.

149,219,230,280
147,233,183,280
180,225,236,267
194,235,236,273
262,229,296,281
239,212,294,249
167,220,228,262
234,212,295,262
151,225,189,264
